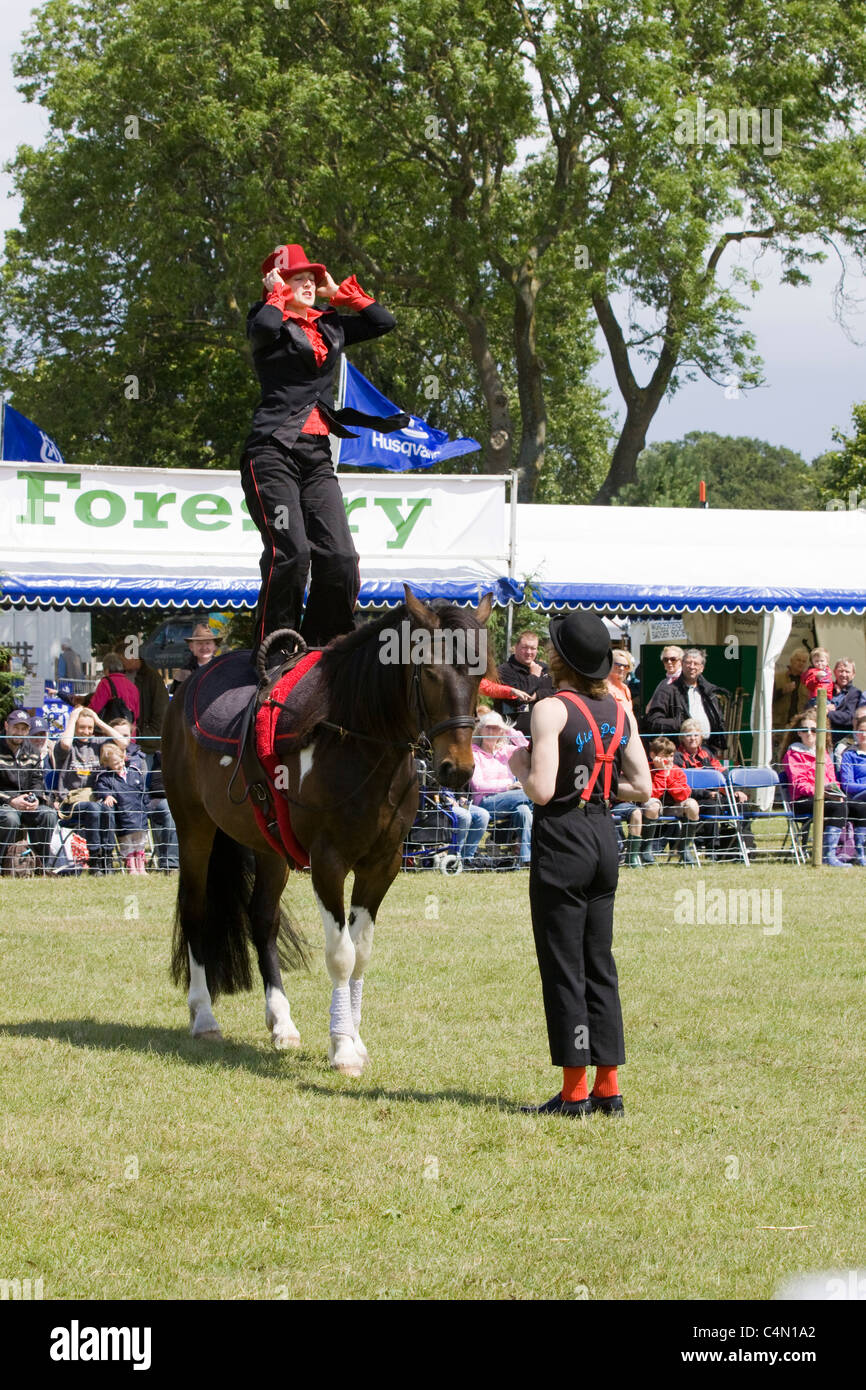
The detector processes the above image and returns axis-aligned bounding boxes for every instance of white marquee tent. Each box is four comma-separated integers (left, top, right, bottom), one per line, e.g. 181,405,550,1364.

4,461,866,765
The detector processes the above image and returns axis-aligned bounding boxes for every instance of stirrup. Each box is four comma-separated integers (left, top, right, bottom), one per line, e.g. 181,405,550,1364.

256,628,307,685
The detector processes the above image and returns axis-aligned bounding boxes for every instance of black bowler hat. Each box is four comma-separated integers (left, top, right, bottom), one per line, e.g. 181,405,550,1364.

547,612,612,680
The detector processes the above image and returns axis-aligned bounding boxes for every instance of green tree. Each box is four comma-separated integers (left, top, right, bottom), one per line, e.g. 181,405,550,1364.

0,0,610,491
817,403,866,509
618,432,825,509
3,0,866,505
0,644,15,725
522,0,866,501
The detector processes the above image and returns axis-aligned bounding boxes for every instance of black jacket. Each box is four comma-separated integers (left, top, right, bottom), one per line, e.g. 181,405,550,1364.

134,659,169,741
495,653,556,735
94,766,148,833
244,299,409,454
0,737,50,804
644,673,727,753
807,682,864,745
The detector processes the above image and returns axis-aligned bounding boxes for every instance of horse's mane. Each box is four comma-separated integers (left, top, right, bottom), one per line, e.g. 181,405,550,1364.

280,602,488,747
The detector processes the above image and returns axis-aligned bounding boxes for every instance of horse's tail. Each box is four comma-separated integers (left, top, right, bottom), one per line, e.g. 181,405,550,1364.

170,830,310,999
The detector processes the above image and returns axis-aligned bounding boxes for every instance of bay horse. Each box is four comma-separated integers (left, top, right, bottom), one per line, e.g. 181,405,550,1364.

161,586,492,1076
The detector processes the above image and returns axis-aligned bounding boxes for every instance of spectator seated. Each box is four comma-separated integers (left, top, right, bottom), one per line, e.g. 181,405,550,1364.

469,712,532,868
642,737,701,866
781,713,848,865
0,709,59,874
94,742,149,874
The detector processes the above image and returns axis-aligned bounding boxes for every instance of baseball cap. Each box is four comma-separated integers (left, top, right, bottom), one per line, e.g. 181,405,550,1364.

7,709,31,728
29,717,48,735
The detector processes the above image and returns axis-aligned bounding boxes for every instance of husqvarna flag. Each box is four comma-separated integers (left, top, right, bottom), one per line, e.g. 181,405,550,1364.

1,402,66,464
339,363,480,469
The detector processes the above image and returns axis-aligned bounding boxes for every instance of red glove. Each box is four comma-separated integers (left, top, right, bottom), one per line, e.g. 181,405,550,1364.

263,279,296,319
330,274,375,311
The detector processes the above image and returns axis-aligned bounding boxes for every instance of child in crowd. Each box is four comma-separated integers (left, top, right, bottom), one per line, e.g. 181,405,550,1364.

95,741,148,874
645,736,701,865
801,647,835,700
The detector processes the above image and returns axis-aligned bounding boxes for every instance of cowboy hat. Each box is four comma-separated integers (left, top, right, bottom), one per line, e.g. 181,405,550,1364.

547,612,612,680
260,243,326,281
185,623,222,646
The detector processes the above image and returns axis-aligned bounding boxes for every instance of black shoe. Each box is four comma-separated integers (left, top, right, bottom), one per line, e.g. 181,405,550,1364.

589,1092,625,1117
520,1093,593,1118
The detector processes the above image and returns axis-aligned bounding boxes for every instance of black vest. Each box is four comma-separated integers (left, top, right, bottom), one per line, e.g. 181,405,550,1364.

243,300,409,454
539,690,627,812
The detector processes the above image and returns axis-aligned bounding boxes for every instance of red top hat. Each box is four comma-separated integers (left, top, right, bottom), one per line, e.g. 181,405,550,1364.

260,243,326,281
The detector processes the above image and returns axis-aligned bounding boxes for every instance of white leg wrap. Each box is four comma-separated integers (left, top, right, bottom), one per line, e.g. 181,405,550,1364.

316,893,363,1074
350,978,364,1032
330,984,353,1038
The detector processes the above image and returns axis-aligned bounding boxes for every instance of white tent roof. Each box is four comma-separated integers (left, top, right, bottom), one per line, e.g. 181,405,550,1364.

516,504,866,614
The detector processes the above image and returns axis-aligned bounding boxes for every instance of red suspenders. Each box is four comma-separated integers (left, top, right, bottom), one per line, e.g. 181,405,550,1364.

557,692,626,806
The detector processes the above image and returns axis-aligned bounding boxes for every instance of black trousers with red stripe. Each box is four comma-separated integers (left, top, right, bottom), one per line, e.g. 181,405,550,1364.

241,436,360,649
528,802,625,1068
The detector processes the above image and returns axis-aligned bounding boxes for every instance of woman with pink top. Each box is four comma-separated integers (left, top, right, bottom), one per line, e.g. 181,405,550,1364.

781,711,849,865
470,711,533,867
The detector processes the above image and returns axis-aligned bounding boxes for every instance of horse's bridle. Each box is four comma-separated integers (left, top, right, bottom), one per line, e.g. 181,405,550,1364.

409,662,477,745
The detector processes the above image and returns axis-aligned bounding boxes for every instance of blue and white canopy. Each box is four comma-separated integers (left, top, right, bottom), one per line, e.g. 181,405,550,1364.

517,503,866,615
3,459,865,616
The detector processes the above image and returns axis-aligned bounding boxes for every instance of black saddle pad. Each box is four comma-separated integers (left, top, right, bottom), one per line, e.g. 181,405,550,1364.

184,651,258,755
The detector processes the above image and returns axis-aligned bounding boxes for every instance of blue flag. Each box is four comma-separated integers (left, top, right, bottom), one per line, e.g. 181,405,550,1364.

1,402,66,463
339,363,479,470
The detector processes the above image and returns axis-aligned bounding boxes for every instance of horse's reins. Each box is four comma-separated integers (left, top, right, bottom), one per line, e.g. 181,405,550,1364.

265,662,477,750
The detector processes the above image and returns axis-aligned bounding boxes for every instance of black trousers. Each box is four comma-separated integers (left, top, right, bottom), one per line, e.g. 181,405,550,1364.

0,804,58,867
241,436,360,649
791,794,848,827
528,804,625,1068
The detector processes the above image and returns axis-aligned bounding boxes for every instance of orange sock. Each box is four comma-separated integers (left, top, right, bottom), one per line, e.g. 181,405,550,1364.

561,1066,588,1102
592,1065,619,1098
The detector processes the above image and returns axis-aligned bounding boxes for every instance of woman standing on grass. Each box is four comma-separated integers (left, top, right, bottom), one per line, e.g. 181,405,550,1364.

510,613,651,1118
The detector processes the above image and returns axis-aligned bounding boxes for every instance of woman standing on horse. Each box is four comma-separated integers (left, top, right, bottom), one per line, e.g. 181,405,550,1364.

243,243,409,665
510,612,651,1118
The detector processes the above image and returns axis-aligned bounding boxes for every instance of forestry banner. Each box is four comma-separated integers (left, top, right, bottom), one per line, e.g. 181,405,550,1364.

0,462,515,609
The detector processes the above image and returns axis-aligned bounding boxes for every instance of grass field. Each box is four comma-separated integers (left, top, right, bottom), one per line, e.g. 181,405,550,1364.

1,865,864,1300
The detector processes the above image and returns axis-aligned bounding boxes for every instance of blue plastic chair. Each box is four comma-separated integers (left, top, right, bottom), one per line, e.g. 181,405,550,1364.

727,767,806,864
683,767,748,864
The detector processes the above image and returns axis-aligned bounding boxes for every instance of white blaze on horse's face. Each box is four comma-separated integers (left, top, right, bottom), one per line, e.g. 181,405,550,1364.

402,585,492,792
422,663,478,791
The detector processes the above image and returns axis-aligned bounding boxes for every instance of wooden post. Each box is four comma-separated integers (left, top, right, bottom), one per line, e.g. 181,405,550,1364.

811,687,828,867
